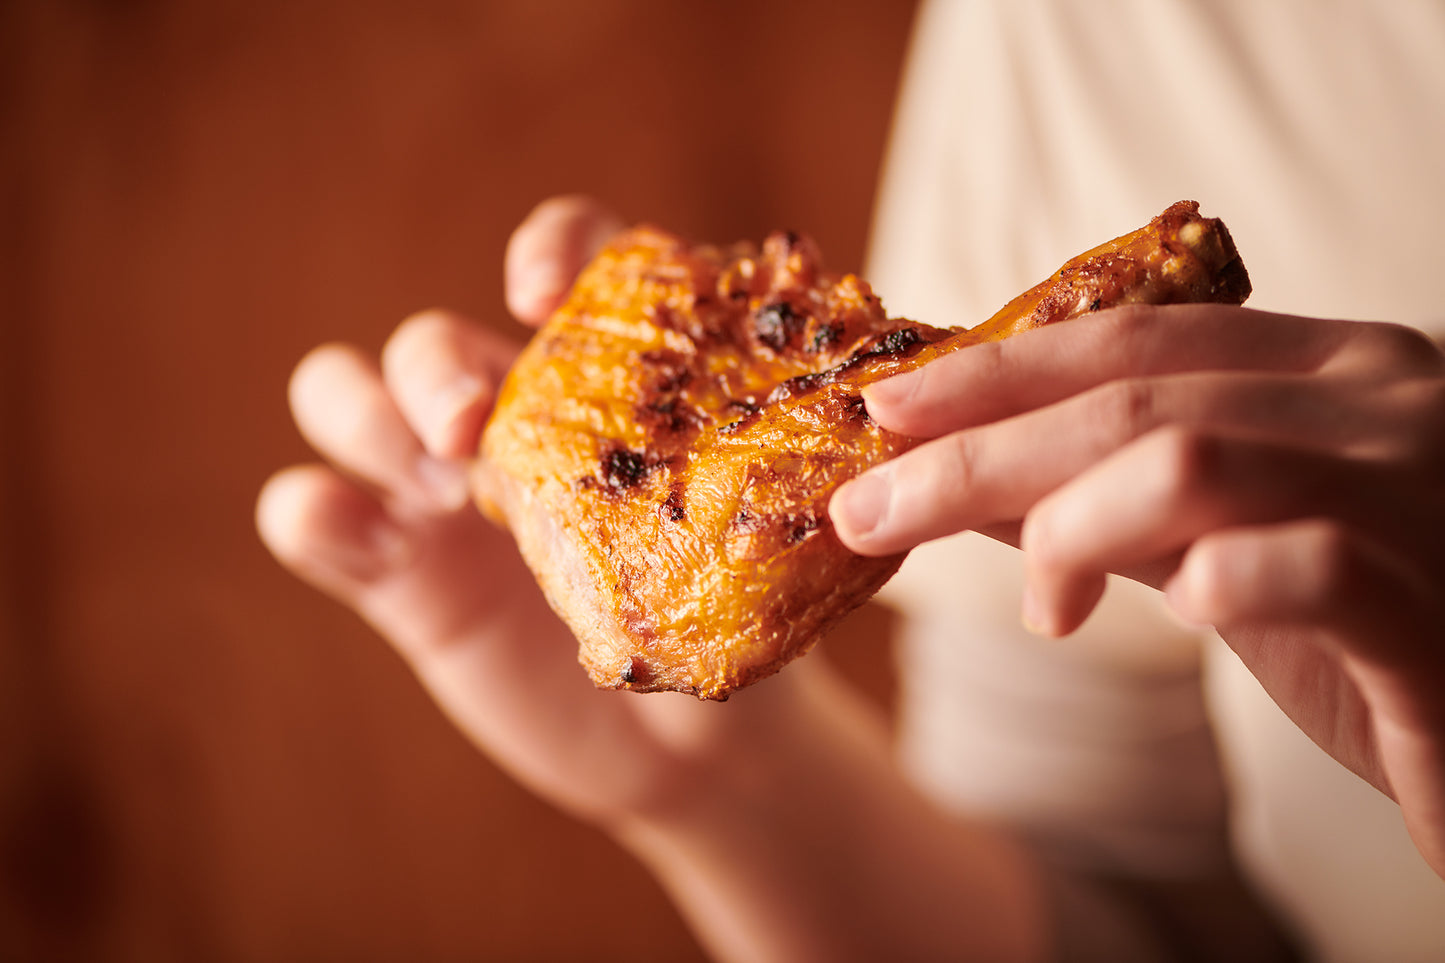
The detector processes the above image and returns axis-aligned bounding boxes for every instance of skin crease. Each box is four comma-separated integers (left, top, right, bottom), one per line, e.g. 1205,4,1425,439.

258,196,1052,963
256,195,1322,961
828,303,1445,880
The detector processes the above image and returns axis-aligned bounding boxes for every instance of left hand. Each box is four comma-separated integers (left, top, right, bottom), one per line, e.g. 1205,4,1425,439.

829,303,1445,878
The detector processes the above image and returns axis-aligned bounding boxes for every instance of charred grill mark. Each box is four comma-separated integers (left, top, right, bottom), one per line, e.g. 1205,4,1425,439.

716,398,761,435
767,371,830,404
649,303,680,330
768,327,924,404
599,446,654,492
753,301,805,353
729,505,766,534
853,326,924,360
648,300,724,346
660,483,686,522
635,350,704,435
639,350,692,387
810,322,843,353
715,325,936,435
787,511,821,544
842,393,873,425
727,502,823,548
618,656,657,688
636,396,703,434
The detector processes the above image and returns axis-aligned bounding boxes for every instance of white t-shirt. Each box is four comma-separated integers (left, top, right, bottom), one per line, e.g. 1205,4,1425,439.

868,2,1445,960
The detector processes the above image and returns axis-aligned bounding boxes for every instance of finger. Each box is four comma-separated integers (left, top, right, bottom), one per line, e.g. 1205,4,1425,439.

863,305,1359,438
256,464,413,600
832,370,1380,557
1168,520,1444,683
505,194,626,325
256,463,536,658
1320,320,1445,379
1169,519,1445,824
289,344,468,513
1019,428,1387,636
381,309,521,460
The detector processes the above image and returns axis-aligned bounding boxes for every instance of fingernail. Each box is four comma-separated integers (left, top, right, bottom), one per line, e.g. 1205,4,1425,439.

1020,583,1052,636
832,471,890,541
862,368,923,409
509,260,568,317
1162,574,1210,629
413,455,470,512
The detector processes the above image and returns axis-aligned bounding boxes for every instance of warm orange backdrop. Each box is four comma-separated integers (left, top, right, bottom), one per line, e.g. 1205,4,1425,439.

1,2,916,960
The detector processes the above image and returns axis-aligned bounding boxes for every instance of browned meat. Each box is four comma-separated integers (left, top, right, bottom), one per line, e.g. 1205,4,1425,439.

476,201,1250,699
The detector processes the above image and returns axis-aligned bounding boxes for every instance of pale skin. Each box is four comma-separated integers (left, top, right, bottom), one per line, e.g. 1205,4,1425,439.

255,194,1424,960
830,301,1445,881
257,196,1049,963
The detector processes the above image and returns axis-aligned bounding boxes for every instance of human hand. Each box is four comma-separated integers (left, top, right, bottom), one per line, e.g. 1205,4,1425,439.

256,196,808,827
829,304,1445,877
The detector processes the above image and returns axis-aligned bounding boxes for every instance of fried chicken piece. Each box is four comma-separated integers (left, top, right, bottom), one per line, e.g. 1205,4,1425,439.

476,201,1250,700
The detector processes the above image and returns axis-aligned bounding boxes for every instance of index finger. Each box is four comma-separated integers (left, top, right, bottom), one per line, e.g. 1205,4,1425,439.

862,305,1358,438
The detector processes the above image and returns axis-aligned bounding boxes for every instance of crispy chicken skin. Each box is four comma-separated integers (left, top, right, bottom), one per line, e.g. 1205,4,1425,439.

476,201,1250,700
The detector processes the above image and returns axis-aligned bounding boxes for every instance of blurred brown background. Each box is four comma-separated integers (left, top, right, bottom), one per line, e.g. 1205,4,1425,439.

1,2,917,959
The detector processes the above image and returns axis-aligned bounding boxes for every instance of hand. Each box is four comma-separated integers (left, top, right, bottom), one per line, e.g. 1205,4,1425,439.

255,196,806,826
829,304,1445,877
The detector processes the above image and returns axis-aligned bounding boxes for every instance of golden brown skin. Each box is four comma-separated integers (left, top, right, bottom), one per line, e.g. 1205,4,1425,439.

477,201,1250,700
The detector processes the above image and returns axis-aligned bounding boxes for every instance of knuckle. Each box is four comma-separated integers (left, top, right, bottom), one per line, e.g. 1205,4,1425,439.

1019,509,1054,565
1175,539,1236,621
967,338,1006,378
939,430,977,494
1293,520,1364,607
1146,425,1221,498
1350,322,1445,375
1095,377,1161,441
1194,555,1233,618
1098,303,1155,342
1392,378,1445,472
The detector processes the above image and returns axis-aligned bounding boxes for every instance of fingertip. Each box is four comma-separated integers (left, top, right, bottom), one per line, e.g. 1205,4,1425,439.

256,465,313,560
1019,572,1107,638
505,194,625,326
829,472,896,556
257,465,412,589
382,309,512,460
288,342,368,422
1019,510,1108,636
504,258,570,324
860,369,924,431
861,350,988,438
1019,581,1056,637
1161,559,1216,629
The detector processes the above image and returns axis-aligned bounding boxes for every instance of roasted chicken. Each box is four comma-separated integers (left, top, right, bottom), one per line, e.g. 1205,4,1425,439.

476,201,1250,699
